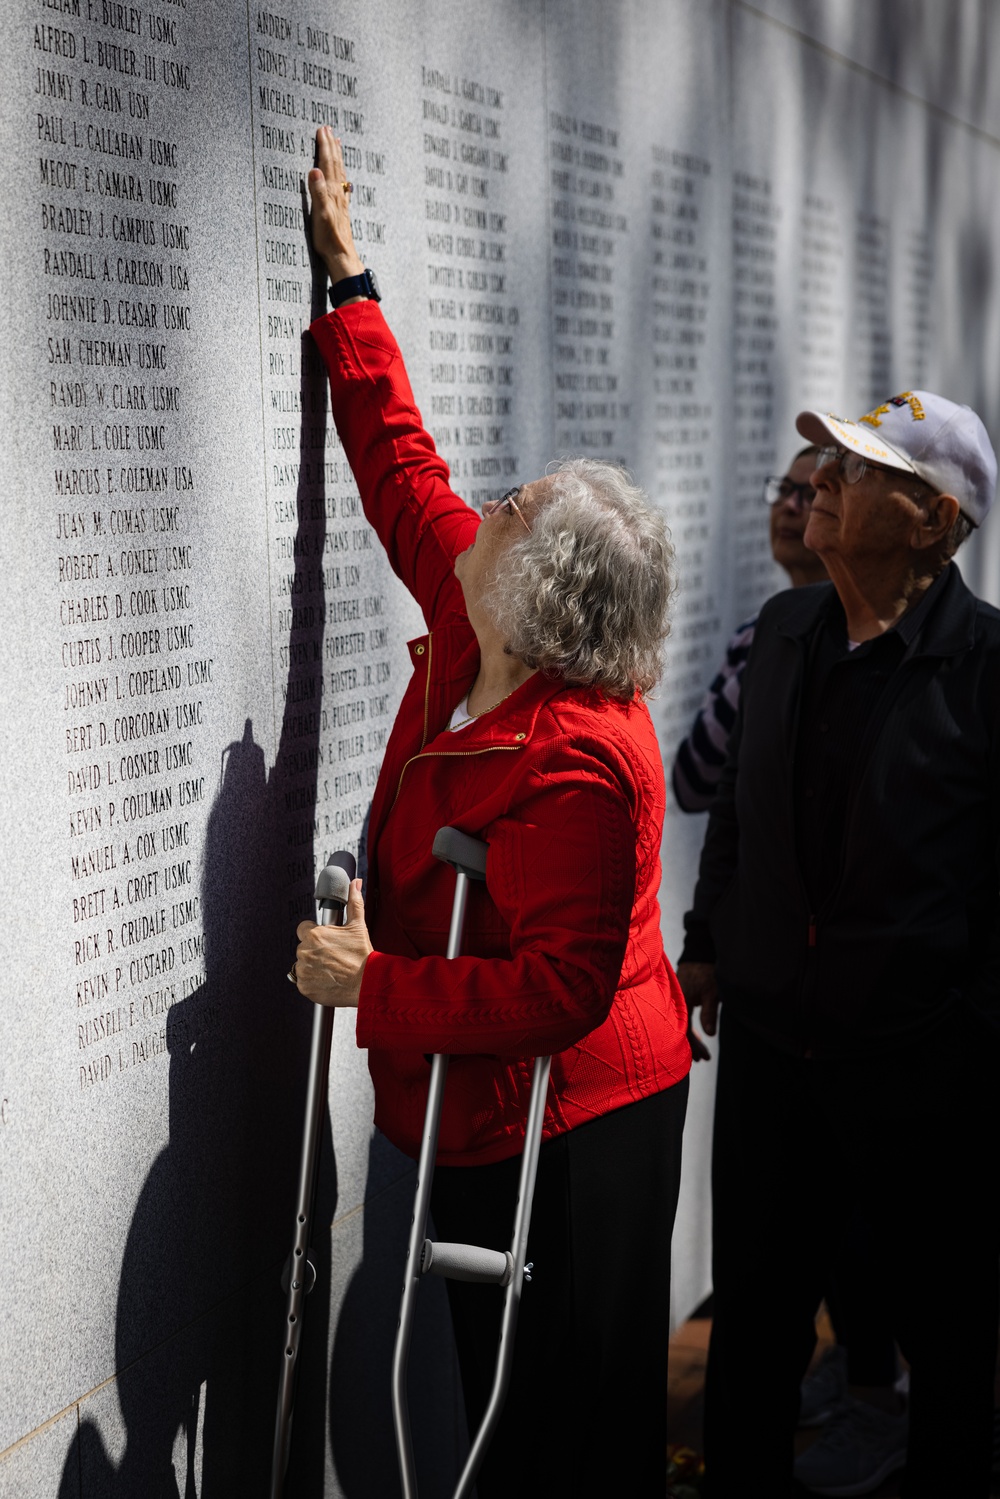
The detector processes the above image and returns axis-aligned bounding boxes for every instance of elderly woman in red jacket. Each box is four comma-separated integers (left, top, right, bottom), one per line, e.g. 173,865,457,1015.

292,127,691,1497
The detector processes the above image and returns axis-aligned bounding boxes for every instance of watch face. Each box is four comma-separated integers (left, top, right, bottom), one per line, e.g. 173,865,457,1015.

364,268,382,302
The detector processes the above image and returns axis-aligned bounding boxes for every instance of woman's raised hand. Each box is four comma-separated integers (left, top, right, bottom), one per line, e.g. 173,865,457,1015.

307,125,365,285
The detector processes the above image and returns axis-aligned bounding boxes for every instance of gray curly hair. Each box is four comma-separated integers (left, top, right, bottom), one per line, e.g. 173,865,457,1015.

483,458,676,700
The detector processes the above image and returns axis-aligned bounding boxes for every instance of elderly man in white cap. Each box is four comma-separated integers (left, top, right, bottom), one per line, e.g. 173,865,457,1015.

678,391,1000,1497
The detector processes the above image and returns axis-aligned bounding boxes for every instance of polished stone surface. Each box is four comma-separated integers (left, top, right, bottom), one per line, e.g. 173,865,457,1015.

1,0,999,1490
0,1408,80,1499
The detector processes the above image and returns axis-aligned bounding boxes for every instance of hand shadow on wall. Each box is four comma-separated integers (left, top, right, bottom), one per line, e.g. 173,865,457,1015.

59,265,338,1499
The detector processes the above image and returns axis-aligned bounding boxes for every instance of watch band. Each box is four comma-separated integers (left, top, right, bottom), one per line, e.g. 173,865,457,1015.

328,268,381,308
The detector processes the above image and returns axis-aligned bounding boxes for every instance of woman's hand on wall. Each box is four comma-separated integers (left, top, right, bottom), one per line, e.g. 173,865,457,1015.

307,125,366,285
294,880,373,1007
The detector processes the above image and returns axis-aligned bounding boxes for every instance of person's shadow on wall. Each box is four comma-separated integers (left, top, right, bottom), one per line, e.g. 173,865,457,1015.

57,213,463,1499
64,713,336,1499
58,267,339,1498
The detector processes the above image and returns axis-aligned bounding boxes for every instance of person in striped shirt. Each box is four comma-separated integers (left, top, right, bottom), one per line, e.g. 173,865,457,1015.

672,446,827,812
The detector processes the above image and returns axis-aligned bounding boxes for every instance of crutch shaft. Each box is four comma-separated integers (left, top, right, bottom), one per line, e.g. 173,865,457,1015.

452,1053,552,1499
395,833,550,1499
392,1043,451,1499
270,895,343,1499
392,867,471,1498
444,867,471,961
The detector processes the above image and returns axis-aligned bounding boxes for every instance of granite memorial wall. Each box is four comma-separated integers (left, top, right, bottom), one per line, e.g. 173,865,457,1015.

2,0,999,1492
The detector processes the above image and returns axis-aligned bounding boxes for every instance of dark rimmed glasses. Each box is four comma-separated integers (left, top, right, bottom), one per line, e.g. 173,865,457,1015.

763,476,817,507
481,486,532,534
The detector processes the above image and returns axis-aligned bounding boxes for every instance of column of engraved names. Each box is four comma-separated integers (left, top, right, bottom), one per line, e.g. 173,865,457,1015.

904,229,932,387
252,9,392,916
797,195,843,409
421,65,517,505
731,172,781,622
853,211,892,405
549,112,630,463
35,0,208,1093
649,147,720,743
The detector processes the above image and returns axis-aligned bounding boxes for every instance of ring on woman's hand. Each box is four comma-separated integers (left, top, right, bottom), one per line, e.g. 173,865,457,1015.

341,180,353,194
287,963,298,984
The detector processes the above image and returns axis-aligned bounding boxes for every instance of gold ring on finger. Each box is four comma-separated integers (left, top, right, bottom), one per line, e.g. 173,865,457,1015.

341,181,353,194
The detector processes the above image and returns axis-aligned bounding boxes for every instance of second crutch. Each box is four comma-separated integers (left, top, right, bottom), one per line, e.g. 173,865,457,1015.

391,825,553,1499
270,849,356,1499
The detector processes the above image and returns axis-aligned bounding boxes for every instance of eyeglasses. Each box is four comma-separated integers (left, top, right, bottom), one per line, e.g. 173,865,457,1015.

813,445,891,486
481,486,532,534
763,476,816,507
815,446,934,506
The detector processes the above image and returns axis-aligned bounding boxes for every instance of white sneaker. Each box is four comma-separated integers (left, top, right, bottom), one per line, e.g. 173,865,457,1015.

794,1396,908,1496
799,1344,849,1427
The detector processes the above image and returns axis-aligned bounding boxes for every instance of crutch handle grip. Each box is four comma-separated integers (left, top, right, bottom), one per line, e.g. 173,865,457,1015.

420,1238,514,1286
315,851,356,906
432,827,488,881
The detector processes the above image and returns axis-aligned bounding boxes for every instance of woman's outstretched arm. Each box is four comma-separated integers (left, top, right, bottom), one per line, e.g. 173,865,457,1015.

307,126,477,628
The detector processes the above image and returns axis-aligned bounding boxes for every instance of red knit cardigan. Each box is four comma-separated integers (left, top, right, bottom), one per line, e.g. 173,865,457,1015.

311,303,691,1165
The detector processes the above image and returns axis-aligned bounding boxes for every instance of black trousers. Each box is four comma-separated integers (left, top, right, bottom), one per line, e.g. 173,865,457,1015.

824,1202,898,1387
704,1012,1000,1498
431,1079,689,1499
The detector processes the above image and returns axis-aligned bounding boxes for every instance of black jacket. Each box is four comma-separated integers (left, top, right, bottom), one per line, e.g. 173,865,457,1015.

681,565,1000,1057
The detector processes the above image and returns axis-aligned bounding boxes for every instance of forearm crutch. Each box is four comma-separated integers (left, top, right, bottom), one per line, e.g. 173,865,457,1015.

270,851,356,1499
392,826,553,1499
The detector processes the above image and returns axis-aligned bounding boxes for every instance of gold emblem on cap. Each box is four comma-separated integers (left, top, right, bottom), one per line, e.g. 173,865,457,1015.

860,392,925,429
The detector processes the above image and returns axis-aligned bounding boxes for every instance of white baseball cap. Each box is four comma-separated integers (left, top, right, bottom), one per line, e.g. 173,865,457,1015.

796,390,997,526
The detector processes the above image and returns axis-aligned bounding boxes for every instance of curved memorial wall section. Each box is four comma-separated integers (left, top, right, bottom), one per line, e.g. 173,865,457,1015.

1,0,998,1491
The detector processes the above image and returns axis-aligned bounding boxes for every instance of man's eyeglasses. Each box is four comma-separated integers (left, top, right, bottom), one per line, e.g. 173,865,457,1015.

482,486,532,534
763,477,816,507
813,445,887,486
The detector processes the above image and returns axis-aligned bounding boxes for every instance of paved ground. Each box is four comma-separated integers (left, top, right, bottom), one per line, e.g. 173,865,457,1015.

667,1303,1000,1497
